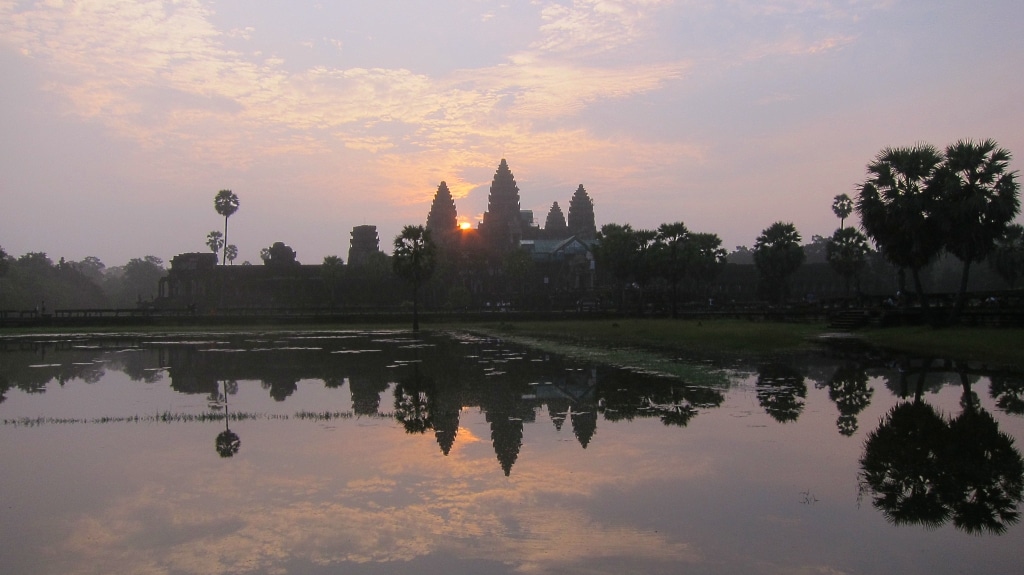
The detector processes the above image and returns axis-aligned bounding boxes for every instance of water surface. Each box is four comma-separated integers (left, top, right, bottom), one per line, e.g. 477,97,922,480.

1,330,1022,574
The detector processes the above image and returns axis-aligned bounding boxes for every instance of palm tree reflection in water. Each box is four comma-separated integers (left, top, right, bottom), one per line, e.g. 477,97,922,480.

859,378,1024,534
215,379,241,458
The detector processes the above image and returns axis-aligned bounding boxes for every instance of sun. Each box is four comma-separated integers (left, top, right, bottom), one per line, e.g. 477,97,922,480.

459,221,472,230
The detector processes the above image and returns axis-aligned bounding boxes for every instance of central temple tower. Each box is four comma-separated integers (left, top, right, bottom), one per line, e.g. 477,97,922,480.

479,159,522,253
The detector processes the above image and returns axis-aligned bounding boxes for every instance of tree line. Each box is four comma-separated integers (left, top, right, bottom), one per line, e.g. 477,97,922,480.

3,139,1023,316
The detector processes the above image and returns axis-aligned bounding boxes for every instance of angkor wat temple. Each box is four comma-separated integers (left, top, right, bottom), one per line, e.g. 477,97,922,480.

156,159,599,311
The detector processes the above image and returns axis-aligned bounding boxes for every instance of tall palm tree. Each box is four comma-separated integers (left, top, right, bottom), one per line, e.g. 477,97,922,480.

832,193,854,228
856,144,943,311
214,190,240,265
934,139,1020,321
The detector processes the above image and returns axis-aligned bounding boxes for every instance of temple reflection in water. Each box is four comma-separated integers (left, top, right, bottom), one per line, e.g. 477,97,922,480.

2,330,1022,533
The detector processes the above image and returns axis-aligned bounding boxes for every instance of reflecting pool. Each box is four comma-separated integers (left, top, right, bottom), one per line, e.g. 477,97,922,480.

1,330,1022,574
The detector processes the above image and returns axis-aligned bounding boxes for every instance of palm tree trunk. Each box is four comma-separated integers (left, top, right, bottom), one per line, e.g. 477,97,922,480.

951,258,972,323
222,217,229,266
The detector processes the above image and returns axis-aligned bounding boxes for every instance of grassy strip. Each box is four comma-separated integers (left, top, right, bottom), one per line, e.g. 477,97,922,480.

449,318,1024,369
857,325,1024,367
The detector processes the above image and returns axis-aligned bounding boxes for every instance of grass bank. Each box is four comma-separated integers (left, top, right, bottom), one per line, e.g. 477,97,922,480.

453,318,1024,368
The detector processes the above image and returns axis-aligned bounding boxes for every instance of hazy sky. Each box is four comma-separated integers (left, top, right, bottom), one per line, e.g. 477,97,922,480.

2,0,1023,267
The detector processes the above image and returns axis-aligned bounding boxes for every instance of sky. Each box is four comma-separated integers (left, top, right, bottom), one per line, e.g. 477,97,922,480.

2,0,1023,268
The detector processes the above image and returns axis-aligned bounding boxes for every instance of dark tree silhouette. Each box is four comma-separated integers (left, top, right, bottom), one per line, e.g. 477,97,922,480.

215,380,240,457
206,230,224,260
832,193,854,228
856,144,944,310
827,364,873,436
934,139,1020,321
686,232,728,300
860,402,950,528
755,363,807,423
860,398,1024,534
945,407,1024,534
990,374,1024,415
224,244,238,265
214,190,240,266
753,222,805,304
655,222,689,318
826,227,870,296
393,225,436,331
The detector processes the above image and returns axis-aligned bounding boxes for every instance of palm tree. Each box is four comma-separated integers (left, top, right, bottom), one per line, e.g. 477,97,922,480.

655,222,689,318
224,244,238,265
393,225,436,331
826,227,870,295
934,139,1020,321
832,193,854,228
214,190,240,265
856,144,944,311
206,231,224,259
753,222,805,304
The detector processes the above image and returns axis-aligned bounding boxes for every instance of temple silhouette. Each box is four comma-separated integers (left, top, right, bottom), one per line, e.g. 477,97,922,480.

156,159,598,312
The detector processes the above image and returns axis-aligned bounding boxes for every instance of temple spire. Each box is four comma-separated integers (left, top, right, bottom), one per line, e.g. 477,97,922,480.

567,184,596,240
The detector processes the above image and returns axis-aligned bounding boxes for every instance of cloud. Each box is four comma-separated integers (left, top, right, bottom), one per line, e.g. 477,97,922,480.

0,0,688,178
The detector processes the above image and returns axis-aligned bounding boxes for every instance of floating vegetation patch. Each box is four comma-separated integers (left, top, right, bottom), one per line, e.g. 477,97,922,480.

3,411,287,427
294,411,355,421
461,329,730,387
1,410,406,427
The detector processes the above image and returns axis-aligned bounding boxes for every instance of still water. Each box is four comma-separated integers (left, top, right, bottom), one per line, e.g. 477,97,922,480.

1,330,1022,575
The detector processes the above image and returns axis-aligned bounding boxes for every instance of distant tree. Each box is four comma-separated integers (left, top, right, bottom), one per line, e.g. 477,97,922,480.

224,244,238,265
263,242,299,267
0,245,10,278
321,255,344,307
595,223,638,310
0,246,9,309
206,231,224,259
832,193,854,228
933,139,1020,320
727,245,754,265
74,256,105,285
686,232,728,297
214,190,240,265
654,222,690,318
117,256,166,306
856,144,944,310
990,224,1024,288
826,227,871,295
631,228,659,316
392,225,436,331
803,234,829,264
753,222,805,304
